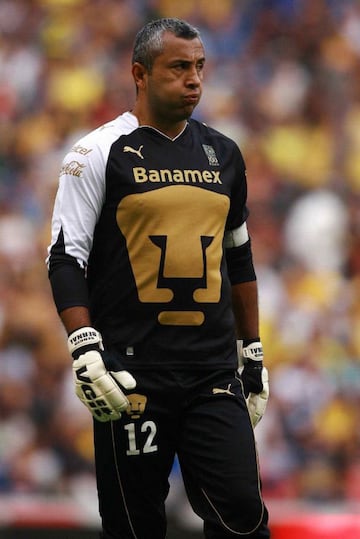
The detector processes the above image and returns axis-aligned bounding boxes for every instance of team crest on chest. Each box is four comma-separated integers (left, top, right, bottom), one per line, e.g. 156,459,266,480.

202,144,219,166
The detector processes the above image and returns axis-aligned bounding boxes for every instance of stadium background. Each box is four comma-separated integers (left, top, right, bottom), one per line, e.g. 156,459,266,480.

0,0,360,537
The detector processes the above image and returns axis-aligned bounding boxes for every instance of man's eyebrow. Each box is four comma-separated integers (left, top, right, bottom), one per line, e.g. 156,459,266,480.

171,56,206,64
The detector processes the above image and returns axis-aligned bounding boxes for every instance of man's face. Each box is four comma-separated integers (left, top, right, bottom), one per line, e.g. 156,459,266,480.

145,33,205,123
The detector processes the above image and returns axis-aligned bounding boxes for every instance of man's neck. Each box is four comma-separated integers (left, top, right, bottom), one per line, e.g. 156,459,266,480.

131,106,187,140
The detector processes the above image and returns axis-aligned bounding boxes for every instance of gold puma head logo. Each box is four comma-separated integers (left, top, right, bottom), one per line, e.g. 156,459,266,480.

125,393,147,419
116,186,229,326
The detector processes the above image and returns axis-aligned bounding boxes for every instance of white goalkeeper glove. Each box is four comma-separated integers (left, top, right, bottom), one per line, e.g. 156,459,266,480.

237,340,269,428
68,327,136,422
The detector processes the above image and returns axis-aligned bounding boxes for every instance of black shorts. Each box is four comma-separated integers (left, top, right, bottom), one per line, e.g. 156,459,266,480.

94,369,270,539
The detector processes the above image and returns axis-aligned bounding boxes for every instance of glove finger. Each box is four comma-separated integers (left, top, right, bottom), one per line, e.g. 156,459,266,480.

261,367,269,399
247,383,269,428
247,394,264,428
94,374,129,411
74,383,122,422
262,366,269,384
111,370,137,390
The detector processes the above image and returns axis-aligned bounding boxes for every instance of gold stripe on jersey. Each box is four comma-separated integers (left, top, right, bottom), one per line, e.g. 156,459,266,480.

158,311,205,326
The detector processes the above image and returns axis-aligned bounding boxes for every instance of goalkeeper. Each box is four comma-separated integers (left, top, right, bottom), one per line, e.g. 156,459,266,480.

47,17,270,539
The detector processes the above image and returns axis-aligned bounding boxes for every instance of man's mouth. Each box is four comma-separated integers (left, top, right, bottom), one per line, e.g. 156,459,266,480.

183,94,200,104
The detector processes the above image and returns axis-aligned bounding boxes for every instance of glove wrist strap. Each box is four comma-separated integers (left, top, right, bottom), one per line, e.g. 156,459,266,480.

68,327,103,357
240,340,263,363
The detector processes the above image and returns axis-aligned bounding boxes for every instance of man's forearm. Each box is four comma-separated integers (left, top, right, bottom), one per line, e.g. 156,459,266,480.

60,306,92,335
231,281,260,340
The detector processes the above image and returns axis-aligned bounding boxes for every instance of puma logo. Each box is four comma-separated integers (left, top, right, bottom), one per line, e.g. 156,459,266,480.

123,145,144,159
212,384,235,396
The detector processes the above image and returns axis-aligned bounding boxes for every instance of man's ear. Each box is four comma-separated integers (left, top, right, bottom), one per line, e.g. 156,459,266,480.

132,62,148,91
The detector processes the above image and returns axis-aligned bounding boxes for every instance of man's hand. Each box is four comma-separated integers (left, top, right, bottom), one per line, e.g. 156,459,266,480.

237,340,269,428
68,327,136,422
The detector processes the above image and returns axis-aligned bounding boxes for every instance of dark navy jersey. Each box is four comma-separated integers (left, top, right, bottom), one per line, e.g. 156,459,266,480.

47,112,251,369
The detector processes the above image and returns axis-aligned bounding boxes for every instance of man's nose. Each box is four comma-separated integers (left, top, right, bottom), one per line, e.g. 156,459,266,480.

186,66,201,86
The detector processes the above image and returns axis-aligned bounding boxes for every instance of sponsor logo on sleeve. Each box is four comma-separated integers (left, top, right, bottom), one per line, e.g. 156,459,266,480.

60,160,86,178
71,145,93,156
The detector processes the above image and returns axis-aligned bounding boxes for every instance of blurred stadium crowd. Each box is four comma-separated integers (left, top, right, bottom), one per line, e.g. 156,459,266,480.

1,0,360,520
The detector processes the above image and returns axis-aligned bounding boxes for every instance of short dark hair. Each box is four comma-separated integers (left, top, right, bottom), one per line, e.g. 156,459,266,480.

132,18,202,71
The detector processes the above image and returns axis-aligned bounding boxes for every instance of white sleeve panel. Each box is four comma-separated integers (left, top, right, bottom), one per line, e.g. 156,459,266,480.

47,113,138,268
48,143,105,268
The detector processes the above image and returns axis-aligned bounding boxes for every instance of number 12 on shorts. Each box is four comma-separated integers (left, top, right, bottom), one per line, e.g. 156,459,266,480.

124,421,158,456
